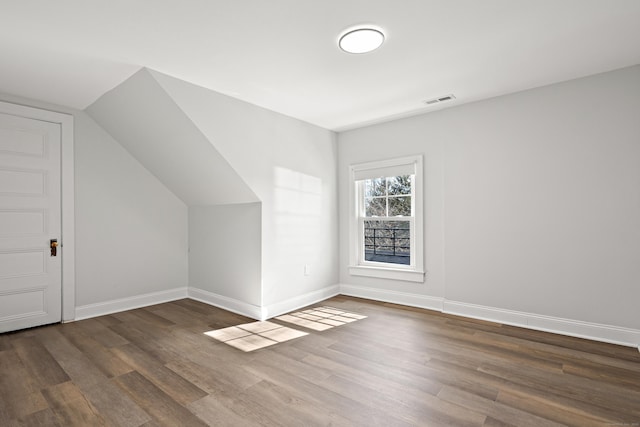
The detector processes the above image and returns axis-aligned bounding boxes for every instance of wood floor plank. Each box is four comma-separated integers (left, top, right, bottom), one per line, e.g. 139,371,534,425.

13,408,61,427
482,416,518,427
187,394,268,427
113,371,207,427
1,296,638,426
80,380,151,427
240,379,355,427
249,345,333,384
146,302,213,328
561,358,640,391
111,343,208,406
498,324,640,362
499,385,630,425
299,347,443,398
244,356,415,426
69,317,129,348
41,381,108,426
477,361,640,418
165,352,263,395
0,332,13,351
108,321,183,365
326,373,487,427
34,327,110,389
426,355,634,424
127,307,177,328
473,329,640,373
0,349,42,397
437,385,565,427
11,335,70,389
33,327,151,426
58,324,134,379
495,388,624,427
0,388,48,421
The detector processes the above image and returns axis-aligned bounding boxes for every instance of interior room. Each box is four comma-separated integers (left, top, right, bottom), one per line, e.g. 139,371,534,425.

1,1,639,425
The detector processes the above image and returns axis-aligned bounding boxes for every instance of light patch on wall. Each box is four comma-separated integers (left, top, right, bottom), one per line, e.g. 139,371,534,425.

274,167,322,214
273,167,322,264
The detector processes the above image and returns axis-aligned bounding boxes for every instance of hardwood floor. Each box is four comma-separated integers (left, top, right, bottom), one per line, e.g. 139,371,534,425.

1,296,639,426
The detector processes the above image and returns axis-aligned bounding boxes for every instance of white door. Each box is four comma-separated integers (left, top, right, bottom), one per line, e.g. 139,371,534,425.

0,112,61,332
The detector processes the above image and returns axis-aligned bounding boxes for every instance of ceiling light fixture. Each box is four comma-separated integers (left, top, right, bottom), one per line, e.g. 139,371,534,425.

339,27,385,54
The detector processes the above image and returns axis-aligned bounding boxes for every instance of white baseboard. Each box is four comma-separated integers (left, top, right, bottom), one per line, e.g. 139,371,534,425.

263,284,341,319
75,287,188,321
340,283,444,312
443,300,640,348
72,284,338,323
188,287,264,320
339,283,640,348
72,283,640,349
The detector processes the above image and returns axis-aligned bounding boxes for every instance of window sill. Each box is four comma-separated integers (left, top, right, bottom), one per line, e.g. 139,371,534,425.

349,265,425,283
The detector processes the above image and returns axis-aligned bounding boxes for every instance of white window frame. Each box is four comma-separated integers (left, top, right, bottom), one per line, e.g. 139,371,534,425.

349,155,425,282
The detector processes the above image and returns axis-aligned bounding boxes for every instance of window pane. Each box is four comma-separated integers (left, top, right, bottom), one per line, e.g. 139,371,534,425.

364,178,386,197
363,220,410,265
389,196,411,216
387,175,412,195
365,197,386,216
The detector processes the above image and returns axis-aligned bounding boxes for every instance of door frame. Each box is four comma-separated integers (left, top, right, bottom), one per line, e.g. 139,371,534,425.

0,100,75,322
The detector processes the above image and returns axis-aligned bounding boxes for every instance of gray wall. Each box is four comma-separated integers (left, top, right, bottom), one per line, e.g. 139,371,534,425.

74,111,188,306
338,65,640,331
189,203,262,307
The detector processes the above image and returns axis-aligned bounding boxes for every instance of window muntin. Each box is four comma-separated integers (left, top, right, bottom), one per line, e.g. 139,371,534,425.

364,175,412,216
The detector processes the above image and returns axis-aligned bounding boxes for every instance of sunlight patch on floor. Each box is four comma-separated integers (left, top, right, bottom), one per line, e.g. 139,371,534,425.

275,306,367,331
205,321,308,352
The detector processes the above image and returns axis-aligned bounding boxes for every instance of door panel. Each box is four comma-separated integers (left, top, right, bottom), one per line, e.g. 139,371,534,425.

0,112,61,332
0,168,46,194
0,209,45,235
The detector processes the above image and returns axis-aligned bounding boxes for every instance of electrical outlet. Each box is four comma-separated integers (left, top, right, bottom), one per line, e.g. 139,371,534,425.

304,264,311,276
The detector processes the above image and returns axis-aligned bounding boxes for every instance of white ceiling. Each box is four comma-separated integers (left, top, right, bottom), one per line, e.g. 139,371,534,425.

2,0,639,131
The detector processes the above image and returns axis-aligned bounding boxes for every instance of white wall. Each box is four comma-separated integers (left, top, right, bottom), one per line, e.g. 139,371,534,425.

74,112,188,306
0,93,189,313
151,71,340,311
339,65,640,335
189,203,261,309
86,69,258,206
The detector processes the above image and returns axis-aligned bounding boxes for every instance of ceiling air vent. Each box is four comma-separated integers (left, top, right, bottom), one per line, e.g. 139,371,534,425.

423,94,456,105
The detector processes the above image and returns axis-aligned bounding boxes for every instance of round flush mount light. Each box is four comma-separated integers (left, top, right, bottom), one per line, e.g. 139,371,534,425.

339,27,385,54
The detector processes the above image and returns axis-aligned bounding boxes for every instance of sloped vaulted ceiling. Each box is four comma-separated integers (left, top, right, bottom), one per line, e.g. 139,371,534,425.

86,68,259,206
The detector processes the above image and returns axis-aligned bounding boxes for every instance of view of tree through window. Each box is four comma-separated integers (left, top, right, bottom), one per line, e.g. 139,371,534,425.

362,175,412,265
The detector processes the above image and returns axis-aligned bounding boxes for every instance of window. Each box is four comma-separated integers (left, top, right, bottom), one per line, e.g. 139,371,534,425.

349,155,424,282
363,175,412,265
